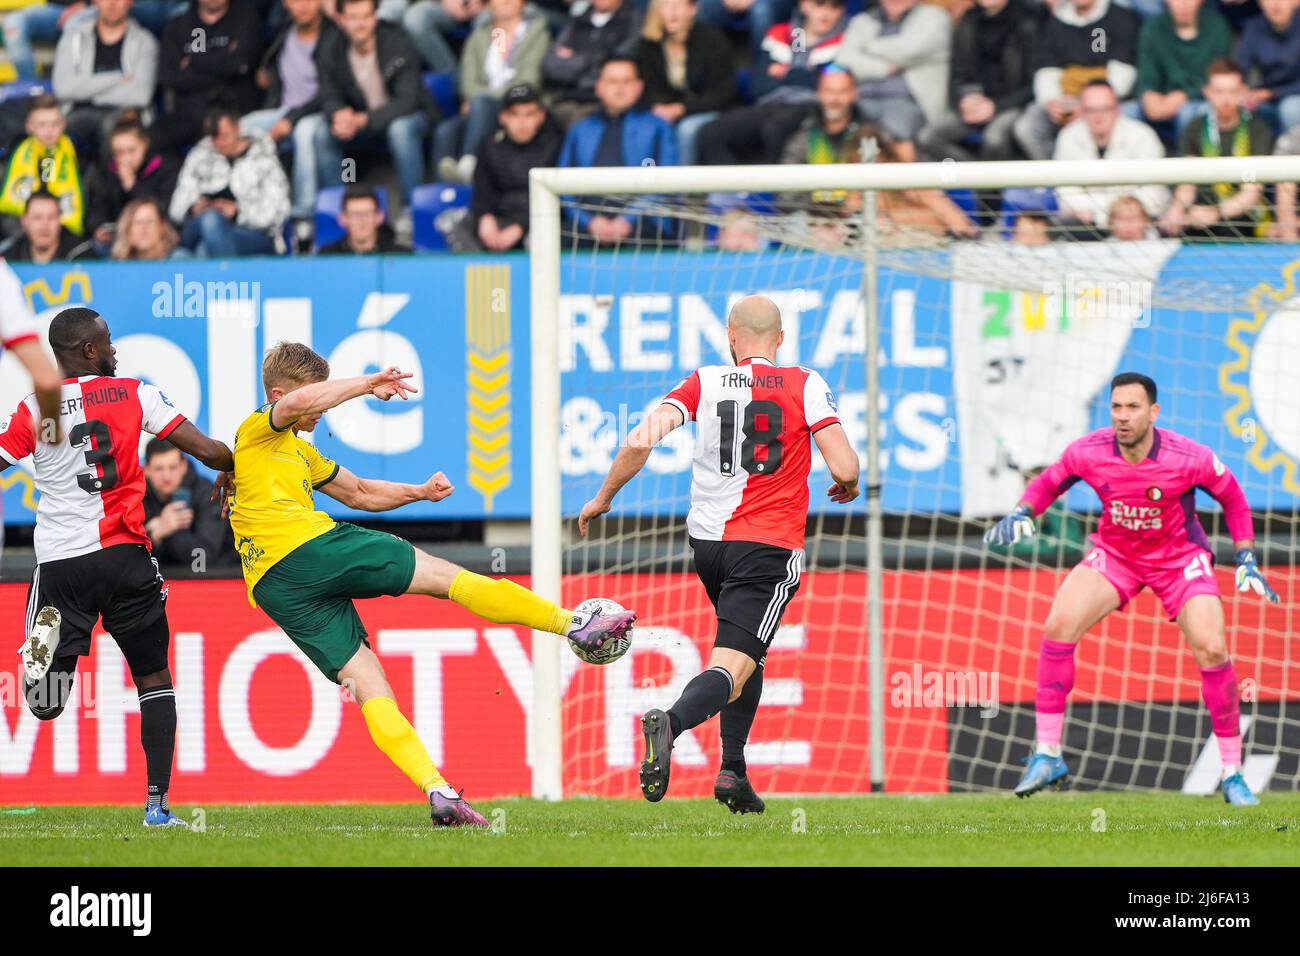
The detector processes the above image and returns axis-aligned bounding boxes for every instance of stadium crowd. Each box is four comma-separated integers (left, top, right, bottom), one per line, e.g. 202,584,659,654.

1,0,1298,257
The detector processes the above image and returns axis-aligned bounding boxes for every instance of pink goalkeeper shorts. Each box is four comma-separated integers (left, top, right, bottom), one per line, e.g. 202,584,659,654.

1081,545,1221,622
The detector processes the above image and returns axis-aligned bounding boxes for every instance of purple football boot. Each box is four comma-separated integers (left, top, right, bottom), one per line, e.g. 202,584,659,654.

566,607,637,658
429,789,490,828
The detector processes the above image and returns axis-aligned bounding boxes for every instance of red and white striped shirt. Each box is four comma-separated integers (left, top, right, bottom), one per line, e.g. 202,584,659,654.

665,357,839,551
0,376,186,564
0,258,39,533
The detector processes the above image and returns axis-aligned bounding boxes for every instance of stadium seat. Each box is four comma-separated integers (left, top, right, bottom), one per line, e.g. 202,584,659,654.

0,79,49,102
1001,186,1059,235
423,72,460,119
411,182,472,252
313,185,389,252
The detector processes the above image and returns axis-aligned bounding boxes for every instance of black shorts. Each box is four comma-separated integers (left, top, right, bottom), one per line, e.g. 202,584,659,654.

690,537,803,664
25,543,170,677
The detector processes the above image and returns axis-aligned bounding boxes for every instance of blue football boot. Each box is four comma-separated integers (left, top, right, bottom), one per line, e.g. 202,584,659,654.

1014,752,1069,797
143,806,190,828
1221,773,1260,806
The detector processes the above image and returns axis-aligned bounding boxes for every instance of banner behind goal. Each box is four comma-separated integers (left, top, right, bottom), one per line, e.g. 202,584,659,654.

528,158,1300,800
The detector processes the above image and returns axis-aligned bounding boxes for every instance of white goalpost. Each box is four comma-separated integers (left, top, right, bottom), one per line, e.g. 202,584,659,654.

528,156,1300,801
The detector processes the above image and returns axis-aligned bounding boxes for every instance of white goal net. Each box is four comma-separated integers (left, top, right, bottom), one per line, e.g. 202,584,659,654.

529,157,1300,800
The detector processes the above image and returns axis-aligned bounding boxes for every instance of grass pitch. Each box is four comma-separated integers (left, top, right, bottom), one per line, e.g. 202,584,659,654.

3,792,1298,866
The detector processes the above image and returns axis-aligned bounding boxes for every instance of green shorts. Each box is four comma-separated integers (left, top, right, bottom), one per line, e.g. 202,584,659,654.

253,522,417,683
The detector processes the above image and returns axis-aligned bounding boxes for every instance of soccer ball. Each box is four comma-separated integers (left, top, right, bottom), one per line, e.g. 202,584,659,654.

568,597,633,665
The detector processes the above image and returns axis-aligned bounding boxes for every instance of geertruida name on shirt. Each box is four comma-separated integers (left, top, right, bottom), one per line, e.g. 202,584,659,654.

60,383,131,417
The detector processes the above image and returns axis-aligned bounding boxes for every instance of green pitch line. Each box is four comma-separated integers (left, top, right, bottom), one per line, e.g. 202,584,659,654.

2,794,1297,867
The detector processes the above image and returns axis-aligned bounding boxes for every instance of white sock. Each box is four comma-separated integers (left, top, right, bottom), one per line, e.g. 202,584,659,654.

1036,743,1062,758
429,784,460,800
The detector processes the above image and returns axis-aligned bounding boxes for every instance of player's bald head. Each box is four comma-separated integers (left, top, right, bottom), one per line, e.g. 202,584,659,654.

727,295,783,338
726,295,784,364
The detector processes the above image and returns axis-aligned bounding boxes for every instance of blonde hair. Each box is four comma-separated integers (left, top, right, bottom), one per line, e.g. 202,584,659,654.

641,0,696,42
262,341,330,396
1107,194,1150,224
111,198,180,261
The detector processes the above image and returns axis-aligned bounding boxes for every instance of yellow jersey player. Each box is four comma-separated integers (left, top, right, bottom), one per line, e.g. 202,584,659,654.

229,342,636,827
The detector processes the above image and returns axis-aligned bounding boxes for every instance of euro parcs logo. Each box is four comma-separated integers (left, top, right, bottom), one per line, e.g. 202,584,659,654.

1221,259,1300,494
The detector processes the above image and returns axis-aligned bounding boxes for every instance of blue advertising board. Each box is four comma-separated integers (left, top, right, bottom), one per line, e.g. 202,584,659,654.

2,244,1298,526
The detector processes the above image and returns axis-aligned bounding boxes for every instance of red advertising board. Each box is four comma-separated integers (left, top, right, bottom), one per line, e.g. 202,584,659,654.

1,570,1294,803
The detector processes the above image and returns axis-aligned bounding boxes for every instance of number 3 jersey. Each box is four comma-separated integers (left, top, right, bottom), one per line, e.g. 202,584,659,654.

0,376,186,563
664,357,840,551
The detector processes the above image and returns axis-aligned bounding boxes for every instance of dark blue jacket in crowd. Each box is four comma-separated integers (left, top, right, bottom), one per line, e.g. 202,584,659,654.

558,108,678,231
1238,11,1300,103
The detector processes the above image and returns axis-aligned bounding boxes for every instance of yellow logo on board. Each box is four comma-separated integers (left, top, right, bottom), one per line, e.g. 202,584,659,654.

1220,259,1300,495
465,264,512,511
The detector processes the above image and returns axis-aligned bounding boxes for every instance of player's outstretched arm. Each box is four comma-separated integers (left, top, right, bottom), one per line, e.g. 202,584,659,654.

319,465,454,513
813,422,860,504
578,403,684,537
166,420,235,472
9,338,62,444
269,367,417,430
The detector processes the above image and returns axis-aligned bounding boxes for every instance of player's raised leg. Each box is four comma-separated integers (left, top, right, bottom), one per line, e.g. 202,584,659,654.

23,655,77,720
338,645,489,827
405,547,636,656
1177,594,1258,806
1016,559,1122,797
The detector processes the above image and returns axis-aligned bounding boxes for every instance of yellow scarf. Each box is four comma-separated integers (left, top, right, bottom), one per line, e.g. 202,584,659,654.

0,134,85,235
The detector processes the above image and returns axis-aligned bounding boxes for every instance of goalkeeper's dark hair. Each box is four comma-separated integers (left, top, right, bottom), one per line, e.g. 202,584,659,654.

48,307,103,360
1111,371,1157,404
263,341,330,395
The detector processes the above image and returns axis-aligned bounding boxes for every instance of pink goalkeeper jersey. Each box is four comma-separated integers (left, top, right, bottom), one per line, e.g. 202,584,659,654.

1022,427,1254,569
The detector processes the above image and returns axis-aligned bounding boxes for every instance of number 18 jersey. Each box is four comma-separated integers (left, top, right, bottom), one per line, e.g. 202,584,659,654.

663,357,840,551
0,376,185,563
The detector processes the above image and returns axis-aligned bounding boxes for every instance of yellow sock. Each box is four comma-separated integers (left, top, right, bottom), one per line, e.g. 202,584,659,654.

361,696,447,794
448,570,572,634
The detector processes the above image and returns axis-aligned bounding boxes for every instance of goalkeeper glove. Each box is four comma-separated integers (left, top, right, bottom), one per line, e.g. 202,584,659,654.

1235,549,1280,604
984,504,1035,547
